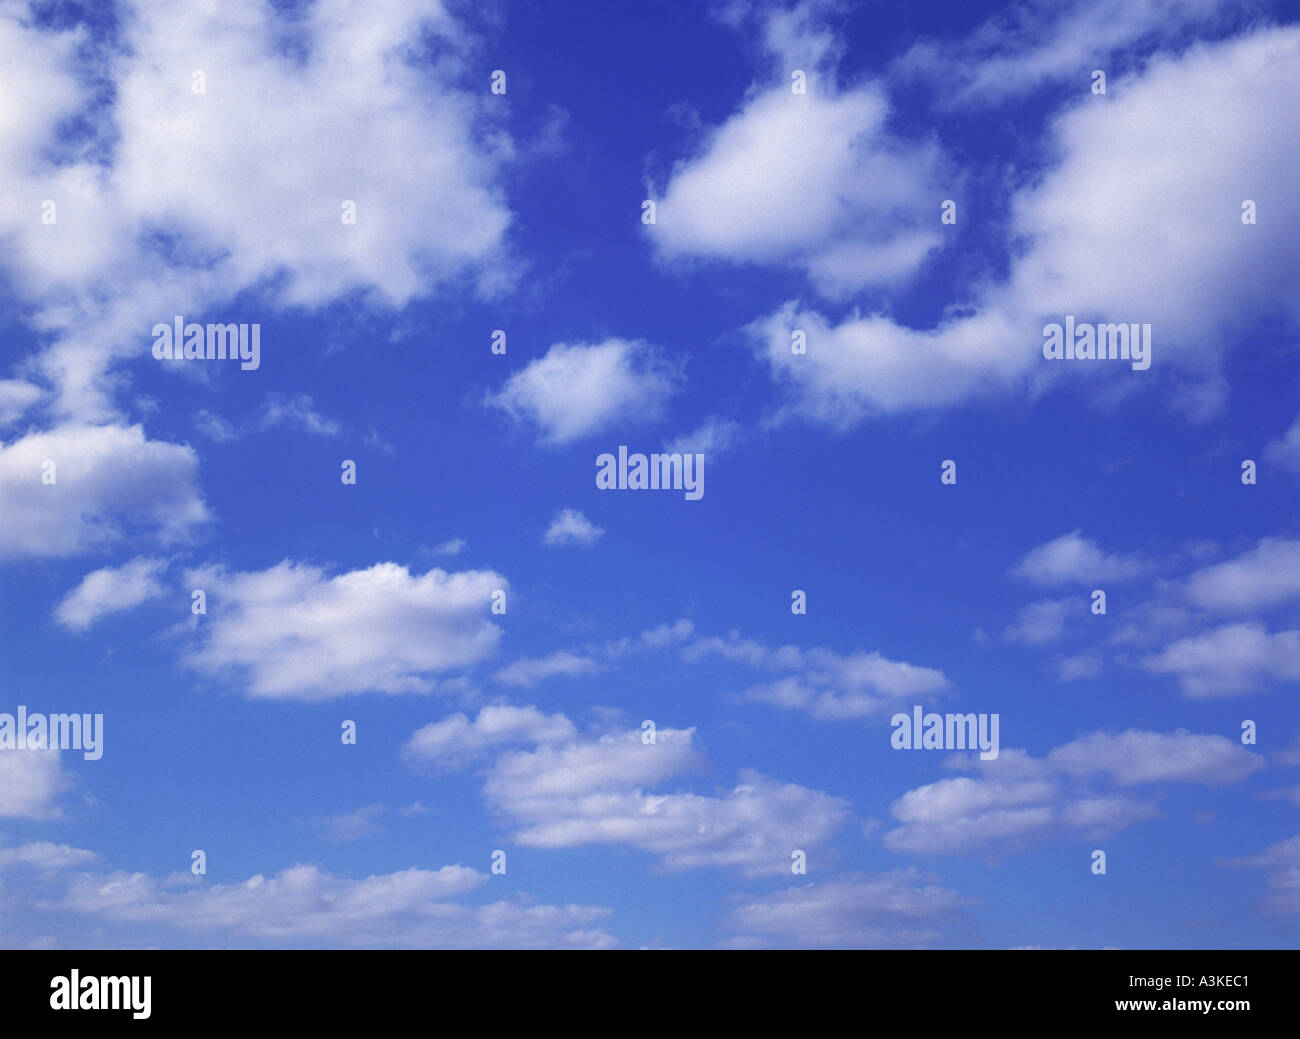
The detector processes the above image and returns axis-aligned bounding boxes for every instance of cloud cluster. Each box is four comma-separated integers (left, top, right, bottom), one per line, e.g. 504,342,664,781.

0,0,514,422
884,729,1261,854
60,863,618,948
407,708,850,876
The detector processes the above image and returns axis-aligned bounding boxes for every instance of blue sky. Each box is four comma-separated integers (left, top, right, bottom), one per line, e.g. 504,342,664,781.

0,0,1298,948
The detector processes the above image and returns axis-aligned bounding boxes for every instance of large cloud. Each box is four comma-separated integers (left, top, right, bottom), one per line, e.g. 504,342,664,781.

1185,538,1300,612
0,425,206,559
650,84,948,298
183,561,507,700
413,711,850,876
750,25,1300,423
0,0,514,422
1141,622,1300,697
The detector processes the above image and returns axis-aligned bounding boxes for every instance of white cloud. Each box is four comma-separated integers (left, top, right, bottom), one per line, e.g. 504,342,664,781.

0,379,42,425
741,649,950,720
885,755,1071,854
0,750,72,820
1013,531,1145,585
487,340,679,446
748,303,1024,425
0,840,98,870
0,0,514,422
602,618,697,657
1005,599,1074,645
1185,537,1300,612
1047,729,1263,785
664,417,742,457
59,863,618,947
432,538,466,557
494,651,602,687
1057,653,1102,682
183,560,507,700
749,26,1300,423
683,631,805,670
1141,622,1300,697
682,632,949,721
421,713,849,876
726,870,969,948
258,394,341,437
651,82,947,299
1227,835,1300,914
192,409,239,443
197,395,344,442
1264,415,1300,476
0,425,207,559
894,0,1230,108
404,705,578,768
542,508,604,547
55,556,167,630
883,727,1260,854
321,805,385,844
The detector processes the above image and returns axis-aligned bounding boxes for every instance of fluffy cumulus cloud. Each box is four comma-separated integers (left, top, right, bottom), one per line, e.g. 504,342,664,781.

0,0,513,422
542,508,605,547
414,712,850,875
650,84,948,298
0,425,207,559
747,25,1300,424
404,705,578,767
182,561,507,700
55,556,168,630
883,729,1261,854
0,750,73,820
1185,538,1300,612
1013,531,1146,585
1141,622,1300,697
1046,729,1263,785
60,864,618,948
725,870,969,948
486,340,679,445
